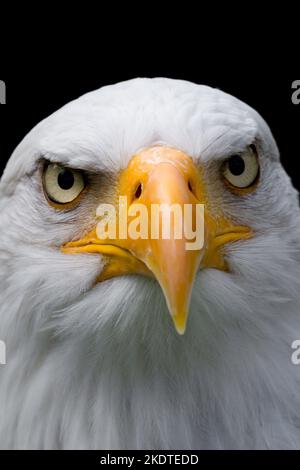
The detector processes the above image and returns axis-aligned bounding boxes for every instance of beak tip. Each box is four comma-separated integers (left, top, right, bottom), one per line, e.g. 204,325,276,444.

172,313,188,336
175,327,186,336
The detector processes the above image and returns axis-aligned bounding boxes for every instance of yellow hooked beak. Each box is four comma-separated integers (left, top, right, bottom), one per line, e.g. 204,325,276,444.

62,146,252,335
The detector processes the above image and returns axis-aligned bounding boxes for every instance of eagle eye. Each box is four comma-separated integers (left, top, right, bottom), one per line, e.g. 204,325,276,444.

43,163,86,206
222,146,259,190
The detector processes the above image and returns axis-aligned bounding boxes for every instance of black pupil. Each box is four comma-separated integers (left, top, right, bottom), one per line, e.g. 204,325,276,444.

57,169,75,190
228,155,245,176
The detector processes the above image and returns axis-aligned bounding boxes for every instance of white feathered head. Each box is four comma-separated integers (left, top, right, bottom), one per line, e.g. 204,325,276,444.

1,78,300,449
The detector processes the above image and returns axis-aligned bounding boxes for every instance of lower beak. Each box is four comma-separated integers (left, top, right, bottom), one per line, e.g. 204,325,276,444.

62,146,251,334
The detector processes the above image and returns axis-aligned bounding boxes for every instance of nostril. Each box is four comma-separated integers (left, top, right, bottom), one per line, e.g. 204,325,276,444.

188,179,198,199
134,183,143,199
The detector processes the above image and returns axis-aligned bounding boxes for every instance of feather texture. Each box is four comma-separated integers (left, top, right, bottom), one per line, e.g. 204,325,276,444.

0,78,300,449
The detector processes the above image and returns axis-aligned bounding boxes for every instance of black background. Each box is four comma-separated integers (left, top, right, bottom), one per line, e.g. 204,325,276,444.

0,73,299,191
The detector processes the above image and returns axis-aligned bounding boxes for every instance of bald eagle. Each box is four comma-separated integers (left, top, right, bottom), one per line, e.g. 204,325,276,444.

0,78,300,449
